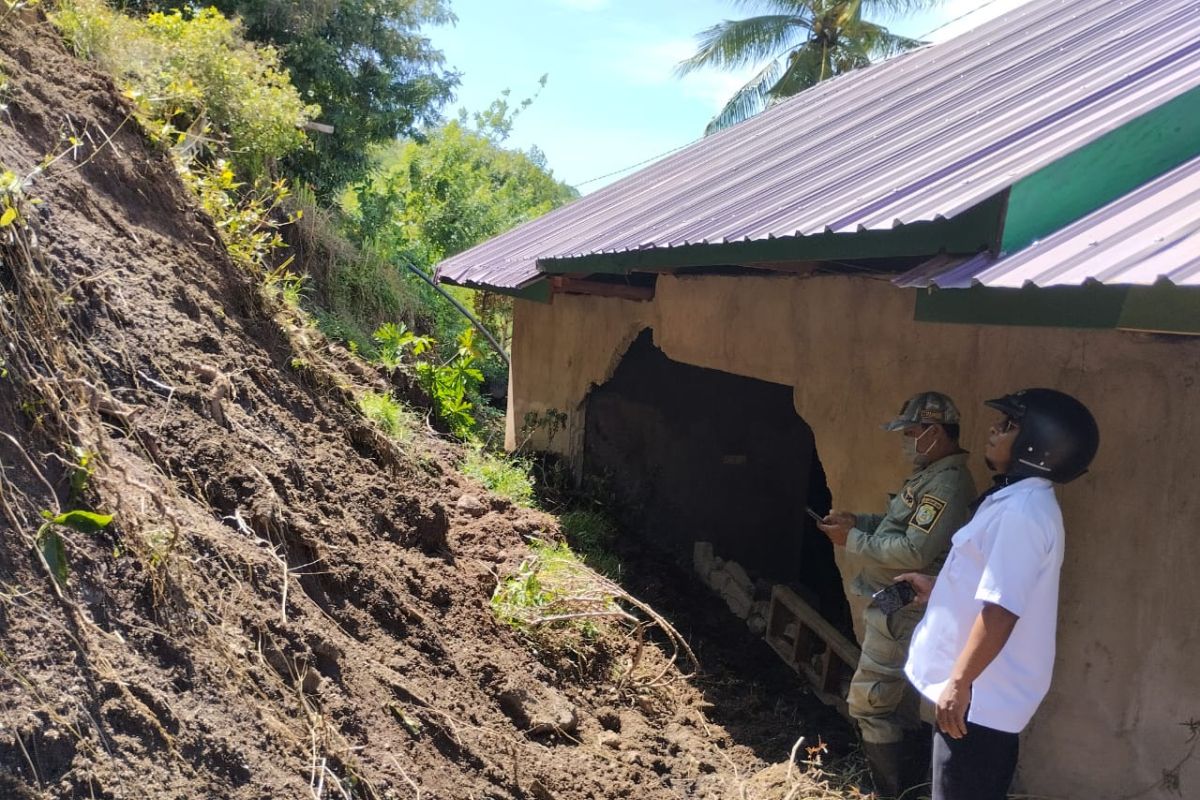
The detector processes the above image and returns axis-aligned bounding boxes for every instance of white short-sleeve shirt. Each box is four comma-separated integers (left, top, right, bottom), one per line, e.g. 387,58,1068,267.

904,477,1065,733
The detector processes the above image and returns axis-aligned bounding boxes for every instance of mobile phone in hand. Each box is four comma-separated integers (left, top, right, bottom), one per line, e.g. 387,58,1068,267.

872,581,917,615
804,507,824,524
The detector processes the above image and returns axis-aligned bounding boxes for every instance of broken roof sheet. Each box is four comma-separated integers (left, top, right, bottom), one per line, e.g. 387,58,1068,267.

436,0,1200,290
894,155,1200,288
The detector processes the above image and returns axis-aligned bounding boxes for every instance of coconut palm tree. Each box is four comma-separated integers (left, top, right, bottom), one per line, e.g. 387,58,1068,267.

677,0,934,133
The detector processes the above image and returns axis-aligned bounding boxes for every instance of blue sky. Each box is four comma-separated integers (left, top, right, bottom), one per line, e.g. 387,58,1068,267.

431,1,1034,192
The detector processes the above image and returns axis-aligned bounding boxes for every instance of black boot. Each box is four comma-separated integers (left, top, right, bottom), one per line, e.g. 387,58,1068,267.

862,740,905,798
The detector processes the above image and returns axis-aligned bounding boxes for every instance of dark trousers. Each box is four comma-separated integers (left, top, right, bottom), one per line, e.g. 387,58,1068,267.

932,721,1019,800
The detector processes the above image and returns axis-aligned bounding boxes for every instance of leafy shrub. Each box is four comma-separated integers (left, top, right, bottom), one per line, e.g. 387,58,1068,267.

53,1,318,176
414,327,485,439
121,0,459,196
372,321,431,371
460,448,536,508
177,158,295,273
368,322,485,440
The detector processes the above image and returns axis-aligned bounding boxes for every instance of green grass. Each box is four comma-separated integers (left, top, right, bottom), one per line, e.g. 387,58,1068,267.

356,390,415,442
312,308,377,359
559,510,622,578
460,448,536,507
490,539,616,637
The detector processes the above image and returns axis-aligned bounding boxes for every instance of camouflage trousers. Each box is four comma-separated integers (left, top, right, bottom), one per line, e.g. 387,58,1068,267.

847,603,925,745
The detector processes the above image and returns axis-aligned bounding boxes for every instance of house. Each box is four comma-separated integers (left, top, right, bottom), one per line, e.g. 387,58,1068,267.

436,1,1200,796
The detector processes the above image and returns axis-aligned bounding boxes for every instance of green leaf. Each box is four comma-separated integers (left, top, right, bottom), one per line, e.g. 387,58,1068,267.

51,509,113,534
0,207,16,228
38,526,69,587
70,448,93,500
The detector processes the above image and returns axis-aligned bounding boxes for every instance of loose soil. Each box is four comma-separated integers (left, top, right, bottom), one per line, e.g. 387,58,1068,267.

0,16,859,800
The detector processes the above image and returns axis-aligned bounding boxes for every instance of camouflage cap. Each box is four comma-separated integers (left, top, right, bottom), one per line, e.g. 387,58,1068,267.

882,391,961,431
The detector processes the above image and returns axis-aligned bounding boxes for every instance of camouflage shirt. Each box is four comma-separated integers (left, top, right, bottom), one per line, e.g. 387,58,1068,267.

846,452,976,598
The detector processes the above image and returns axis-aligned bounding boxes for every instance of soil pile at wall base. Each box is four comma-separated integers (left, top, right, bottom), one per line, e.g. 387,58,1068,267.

0,17,852,800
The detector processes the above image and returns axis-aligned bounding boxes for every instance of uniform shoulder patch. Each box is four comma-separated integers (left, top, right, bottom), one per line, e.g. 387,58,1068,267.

911,495,948,532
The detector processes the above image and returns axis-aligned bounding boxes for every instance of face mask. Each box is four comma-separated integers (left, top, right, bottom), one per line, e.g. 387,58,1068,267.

902,426,937,466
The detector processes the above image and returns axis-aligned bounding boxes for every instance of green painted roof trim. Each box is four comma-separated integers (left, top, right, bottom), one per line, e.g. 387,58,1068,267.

1001,85,1200,255
444,278,552,303
914,284,1200,335
534,193,1007,276
495,280,552,303
1116,284,1200,335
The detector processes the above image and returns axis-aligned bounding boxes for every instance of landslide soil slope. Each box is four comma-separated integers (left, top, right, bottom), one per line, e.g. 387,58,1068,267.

0,17,850,800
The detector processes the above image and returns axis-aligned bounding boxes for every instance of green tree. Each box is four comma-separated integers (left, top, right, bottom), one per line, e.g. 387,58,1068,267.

344,91,576,345
119,0,459,196
369,123,576,267
677,0,931,133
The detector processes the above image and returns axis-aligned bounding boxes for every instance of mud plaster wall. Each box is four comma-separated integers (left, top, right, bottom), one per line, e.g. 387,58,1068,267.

509,273,1200,800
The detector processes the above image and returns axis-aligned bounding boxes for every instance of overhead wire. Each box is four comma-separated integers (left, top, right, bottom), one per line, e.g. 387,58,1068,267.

915,0,1026,41
572,137,702,189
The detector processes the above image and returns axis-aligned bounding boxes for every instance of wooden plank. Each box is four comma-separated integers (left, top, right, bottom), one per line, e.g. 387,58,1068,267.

550,276,654,301
770,585,861,668
300,120,336,135
764,585,861,720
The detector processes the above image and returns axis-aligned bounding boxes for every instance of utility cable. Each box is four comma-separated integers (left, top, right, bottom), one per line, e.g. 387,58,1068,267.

573,137,703,188
915,0,1026,42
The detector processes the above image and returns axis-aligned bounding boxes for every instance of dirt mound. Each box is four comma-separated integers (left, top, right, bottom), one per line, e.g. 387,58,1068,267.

0,16,853,800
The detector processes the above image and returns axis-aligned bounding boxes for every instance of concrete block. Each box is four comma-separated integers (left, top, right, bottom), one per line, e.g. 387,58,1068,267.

707,567,730,594
724,561,754,594
693,541,714,577
750,600,770,621
722,581,754,619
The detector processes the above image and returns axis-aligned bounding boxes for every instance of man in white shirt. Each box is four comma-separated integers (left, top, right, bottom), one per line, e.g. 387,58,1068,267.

899,388,1099,800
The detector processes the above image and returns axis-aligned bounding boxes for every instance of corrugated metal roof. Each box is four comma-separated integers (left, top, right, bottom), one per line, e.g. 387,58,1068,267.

894,155,1200,288
437,0,1200,290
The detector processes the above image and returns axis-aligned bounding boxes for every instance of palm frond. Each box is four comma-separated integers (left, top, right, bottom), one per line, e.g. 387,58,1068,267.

685,0,934,129
676,15,809,75
704,58,786,134
766,40,828,99
852,19,925,58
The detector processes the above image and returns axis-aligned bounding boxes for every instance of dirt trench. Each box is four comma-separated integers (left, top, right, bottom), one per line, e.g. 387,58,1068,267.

0,16,856,800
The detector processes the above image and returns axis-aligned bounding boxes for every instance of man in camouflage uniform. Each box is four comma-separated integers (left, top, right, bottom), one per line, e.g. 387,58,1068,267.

818,392,976,798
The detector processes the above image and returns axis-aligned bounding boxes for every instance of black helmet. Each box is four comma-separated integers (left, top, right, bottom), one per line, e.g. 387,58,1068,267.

985,389,1099,483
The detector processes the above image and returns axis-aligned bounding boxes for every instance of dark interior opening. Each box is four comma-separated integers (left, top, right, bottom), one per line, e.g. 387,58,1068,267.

582,329,852,635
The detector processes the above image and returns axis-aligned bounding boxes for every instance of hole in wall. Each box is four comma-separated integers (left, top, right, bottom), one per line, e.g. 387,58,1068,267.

582,329,853,637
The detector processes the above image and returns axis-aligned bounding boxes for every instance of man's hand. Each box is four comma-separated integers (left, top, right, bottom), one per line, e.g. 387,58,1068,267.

936,678,971,739
817,511,856,546
935,604,1019,741
894,572,935,605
